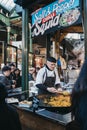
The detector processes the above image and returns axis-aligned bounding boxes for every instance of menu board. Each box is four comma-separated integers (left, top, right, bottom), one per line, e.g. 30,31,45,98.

31,0,81,37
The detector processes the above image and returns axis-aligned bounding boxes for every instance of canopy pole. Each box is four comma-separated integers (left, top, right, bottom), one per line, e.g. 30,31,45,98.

84,0,87,59
22,8,29,98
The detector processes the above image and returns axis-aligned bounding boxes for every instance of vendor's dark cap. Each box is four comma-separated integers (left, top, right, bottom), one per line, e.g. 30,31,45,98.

47,57,56,63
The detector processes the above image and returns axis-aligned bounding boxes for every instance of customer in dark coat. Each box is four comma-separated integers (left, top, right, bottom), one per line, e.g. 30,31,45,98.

71,59,87,130
0,82,22,130
8,62,16,80
13,68,21,88
0,65,16,90
8,63,16,85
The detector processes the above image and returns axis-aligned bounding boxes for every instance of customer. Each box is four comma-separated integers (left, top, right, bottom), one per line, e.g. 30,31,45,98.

71,58,87,130
0,82,22,130
36,67,40,75
0,65,16,90
13,68,21,88
8,62,16,86
35,57,61,94
29,67,36,81
9,62,16,80
57,56,62,77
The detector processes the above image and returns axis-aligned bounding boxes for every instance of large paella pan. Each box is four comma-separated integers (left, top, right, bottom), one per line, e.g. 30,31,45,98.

32,92,71,113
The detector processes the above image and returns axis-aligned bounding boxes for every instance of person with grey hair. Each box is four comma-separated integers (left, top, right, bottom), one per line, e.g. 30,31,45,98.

35,57,61,94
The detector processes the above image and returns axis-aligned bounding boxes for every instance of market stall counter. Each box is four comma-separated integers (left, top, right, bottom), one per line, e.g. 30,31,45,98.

14,105,66,130
13,93,80,130
8,88,80,130
14,105,80,130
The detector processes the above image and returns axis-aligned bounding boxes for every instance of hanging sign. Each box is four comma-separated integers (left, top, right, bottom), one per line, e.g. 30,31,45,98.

31,0,81,37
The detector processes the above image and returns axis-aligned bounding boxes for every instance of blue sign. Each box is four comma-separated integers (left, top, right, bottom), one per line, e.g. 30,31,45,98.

32,0,80,25
31,0,81,37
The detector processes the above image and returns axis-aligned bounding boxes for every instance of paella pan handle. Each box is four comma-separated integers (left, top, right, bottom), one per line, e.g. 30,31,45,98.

32,96,39,112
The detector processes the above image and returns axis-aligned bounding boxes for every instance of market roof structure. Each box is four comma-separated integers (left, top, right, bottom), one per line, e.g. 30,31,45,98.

0,0,22,30
0,0,15,12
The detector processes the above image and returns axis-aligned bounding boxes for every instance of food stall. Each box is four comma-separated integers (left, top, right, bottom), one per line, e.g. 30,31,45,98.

8,87,80,130
15,105,72,130
14,98,80,130
11,1,82,129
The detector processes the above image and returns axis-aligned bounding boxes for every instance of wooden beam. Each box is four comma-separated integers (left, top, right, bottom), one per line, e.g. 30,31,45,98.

59,33,68,43
54,31,68,43
61,26,83,33
14,0,54,8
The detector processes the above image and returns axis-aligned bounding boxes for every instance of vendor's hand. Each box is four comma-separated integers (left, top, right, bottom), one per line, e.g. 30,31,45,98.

57,87,63,93
47,87,58,93
12,85,16,89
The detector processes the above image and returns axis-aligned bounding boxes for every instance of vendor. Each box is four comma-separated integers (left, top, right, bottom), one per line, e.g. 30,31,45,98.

35,57,61,94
